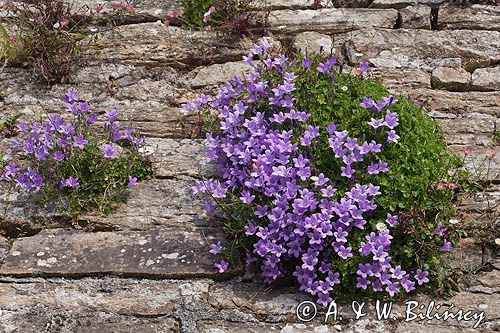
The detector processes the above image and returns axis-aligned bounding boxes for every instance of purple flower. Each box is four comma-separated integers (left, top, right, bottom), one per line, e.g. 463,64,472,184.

400,275,416,292
215,260,229,273
386,213,398,227
103,143,118,159
127,176,138,188
384,111,399,129
415,269,429,285
356,276,370,289
63,89,78,103
440,239,452,252
302,58,312,70
72,134,88,150
387,130,400,143
368,118,384,129
210,241,223,255
87,114,97,125
64,176,79,188
105,110,117,123
316,63,329,74
359,62,369,74
359,97,374,109
53,151,65,162
385,281,400,297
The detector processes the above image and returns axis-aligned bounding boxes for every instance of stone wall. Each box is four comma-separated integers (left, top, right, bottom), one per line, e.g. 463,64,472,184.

0,0,498,332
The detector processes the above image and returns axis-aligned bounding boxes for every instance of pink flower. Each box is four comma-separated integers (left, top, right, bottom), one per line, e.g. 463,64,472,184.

463,146,472,155
9,34,17,42
203,6,216,22
60,19,70,28
170,10,179,18
447,183,457,190
486,150,496,160
95,4,103,13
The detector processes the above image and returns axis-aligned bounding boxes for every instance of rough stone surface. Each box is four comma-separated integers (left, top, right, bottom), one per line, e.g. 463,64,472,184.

249,0,315,10
293,31,336,55
370,0,419,9
68,0,183,23
443,238,484,272
0,228,225,278
267,8,398,34
190,61,253,88
343,28,500,72
89,23,245,68
0,234,8,264
438,4,500,31
78,178,210,231
400,4,432,29
431,67,471,91
471,67,500,91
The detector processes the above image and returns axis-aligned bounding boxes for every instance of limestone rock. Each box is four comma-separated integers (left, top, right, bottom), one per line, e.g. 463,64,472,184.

471,67,500,91
67,0,183,23
0,228,227,278
190,61,253,88
330,0,373,7
0,277,211,317
431,67,471,91
343,28,500,72
267,8,398,34
370,0,418,9
443,238,484,272
293,31,336,55
400,5,432,29
89,23,245,68
0,235,8,264
249,0,315,10
370,68,431,91
0,309,180,333
438,4,500,31
78,178,210,231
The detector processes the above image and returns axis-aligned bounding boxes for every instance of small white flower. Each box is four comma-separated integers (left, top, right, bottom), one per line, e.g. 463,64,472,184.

310,176,319,182
495,238,500,246
449,219,459,225
341,86,348,92
376,222,387,231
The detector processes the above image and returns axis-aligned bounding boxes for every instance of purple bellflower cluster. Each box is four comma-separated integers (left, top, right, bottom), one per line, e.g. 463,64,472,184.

186,43,448,305
0,89,145,213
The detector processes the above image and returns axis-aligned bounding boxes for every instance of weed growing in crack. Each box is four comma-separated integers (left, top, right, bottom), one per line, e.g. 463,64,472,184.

0,0,92,84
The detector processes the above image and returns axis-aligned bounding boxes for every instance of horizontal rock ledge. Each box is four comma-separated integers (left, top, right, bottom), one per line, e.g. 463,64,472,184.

266,8,398,34
343,28,500,72
0,228,234,279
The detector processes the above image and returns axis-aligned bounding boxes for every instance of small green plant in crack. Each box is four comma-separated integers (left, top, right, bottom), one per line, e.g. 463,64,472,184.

0,0,92,84
493,129,500,145
0,113,21,138
178,0,255,35
0,89,153,217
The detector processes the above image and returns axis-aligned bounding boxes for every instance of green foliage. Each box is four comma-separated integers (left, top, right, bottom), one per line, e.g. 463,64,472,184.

493,129,500,145
0,0,91,84
200,52,465,298
285,55,464,295
180,0,253,34
0,91,153,217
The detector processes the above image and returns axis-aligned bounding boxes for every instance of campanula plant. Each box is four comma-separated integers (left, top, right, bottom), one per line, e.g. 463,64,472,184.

186,42,464,304
0,89,152,216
